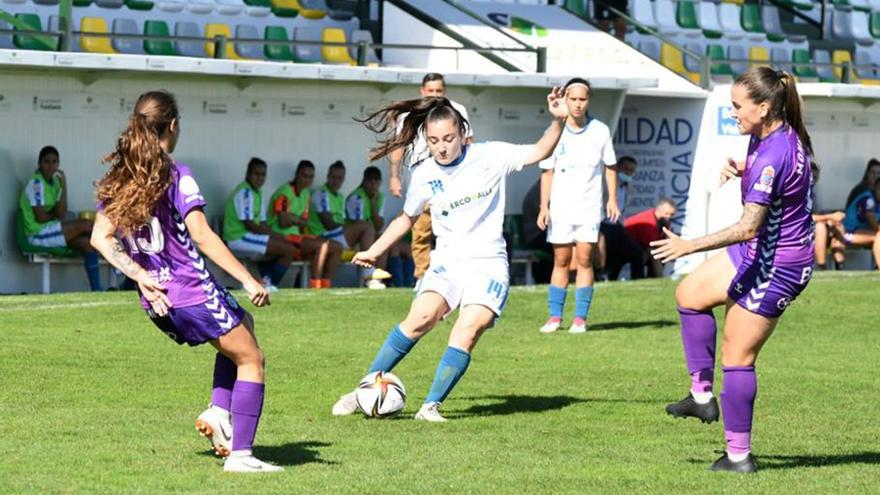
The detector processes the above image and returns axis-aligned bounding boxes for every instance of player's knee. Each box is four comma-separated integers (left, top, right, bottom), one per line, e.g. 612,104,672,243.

554,253,572,267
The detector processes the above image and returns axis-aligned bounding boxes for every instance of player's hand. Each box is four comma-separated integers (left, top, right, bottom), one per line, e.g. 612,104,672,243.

547,86,568,120
243,278,270,307
720,157,744,186
537,206,550,231
136,271,172,317
606,201,621,224
649,227,693,263
352,250,376,268
832,211,845,223
389,176,403,198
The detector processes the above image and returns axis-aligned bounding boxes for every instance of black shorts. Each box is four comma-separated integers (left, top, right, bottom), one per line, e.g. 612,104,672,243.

594,0,628,21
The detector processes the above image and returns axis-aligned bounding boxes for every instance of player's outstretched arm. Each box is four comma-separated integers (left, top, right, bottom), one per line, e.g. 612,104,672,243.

185,209,269,306
522,87,568,166
650,202,768,263
90,212,172,315
352,213,416,268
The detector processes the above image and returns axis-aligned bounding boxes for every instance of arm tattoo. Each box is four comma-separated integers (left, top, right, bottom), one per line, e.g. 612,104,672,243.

107,237,144,279
690,202,769,253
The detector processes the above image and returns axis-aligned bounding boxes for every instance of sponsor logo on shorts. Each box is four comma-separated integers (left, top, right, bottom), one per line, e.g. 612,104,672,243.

776,297,791,311
753,166,775,193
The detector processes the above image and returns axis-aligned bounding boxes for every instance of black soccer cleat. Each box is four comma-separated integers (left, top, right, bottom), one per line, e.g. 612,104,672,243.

665,394,720,423
709,452,758,473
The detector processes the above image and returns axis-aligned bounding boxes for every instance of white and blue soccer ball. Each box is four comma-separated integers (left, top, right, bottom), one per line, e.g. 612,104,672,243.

356,371,406,418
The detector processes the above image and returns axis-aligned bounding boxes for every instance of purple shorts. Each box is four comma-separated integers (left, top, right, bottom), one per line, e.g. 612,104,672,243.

726,244,813,318
148,289,245,346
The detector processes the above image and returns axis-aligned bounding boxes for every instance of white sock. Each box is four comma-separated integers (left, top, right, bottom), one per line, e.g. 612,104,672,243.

727,451,750,462
229,449,252,458
691,391,714,404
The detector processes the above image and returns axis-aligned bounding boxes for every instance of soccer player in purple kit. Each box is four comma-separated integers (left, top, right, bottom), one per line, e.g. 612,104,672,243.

89,91,281,473
650,67,815,473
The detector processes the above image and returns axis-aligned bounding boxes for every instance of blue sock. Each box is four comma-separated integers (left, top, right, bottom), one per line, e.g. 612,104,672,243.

548,285,567,318
269,262,288,286
402,258,415,287
368,325,416,373
84,252,102,291
425,347,471,404
574,286,594,319
387,255,403,287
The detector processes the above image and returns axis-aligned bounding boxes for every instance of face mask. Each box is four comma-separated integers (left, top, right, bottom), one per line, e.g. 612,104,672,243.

619,172,634,183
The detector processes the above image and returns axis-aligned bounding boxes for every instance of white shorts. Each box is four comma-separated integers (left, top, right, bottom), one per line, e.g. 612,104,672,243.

28,221,67,248
416,256,510,317
546,220,600,244
227,233,269,260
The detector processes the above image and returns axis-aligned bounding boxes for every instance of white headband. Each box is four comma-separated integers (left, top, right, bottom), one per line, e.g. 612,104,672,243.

565,82,589,94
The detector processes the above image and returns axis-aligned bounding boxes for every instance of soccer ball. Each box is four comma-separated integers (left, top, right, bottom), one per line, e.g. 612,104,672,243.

355,371,406,418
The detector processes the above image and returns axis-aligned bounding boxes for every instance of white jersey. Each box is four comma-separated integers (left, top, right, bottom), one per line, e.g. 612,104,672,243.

397,100,473,167
403,142,532,260
540,119,616,225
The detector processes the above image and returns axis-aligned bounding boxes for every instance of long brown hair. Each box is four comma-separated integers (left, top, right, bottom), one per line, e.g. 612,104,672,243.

734,67,814,160
97,91,179,234
357,97,468,161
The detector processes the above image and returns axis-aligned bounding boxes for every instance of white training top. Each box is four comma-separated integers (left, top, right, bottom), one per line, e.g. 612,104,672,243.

540,118,616,225
403,142,532,260
397,100,473,167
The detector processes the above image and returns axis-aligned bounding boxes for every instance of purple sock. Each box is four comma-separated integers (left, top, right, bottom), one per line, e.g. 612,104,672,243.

678,307,717,394
721,366,757,455
230,380,265,452
211,353,237,411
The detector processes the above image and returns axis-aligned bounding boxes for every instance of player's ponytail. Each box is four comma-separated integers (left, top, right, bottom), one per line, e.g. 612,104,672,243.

357,97,469,162
734,67,814,161
97,90,178,234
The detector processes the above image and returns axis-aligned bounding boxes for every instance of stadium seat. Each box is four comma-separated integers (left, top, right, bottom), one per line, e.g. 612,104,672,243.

740,3,768,41
234,24,263,59
718,3,747,40
661,42,701,83
214,0,244,15
293,26,322,62
564,0,588,17
156,0,185,12
111,18,143,54
13,14,56,51
778,0,815,10
699,1,723,39
187,0,215,14
683,41,704,73
676,0,702,37
854,48,880,82
279,0,326,19
870,0,880,11
267,0,298,17
707,44,735,79
243,0,269,5
205,23,233,58
638,39,661,62
321,27,356,65
33,0,60,5
761,6,790,43
832,7,856,41
326,0,357,20
851,11,873,45
1,0,27,4
722,0,743,4
80,17,116,53
0,20,13,49
349,29,379,64
143,20,177,55
655,0,692,35
813,49,838,82
749,46,770,67
174,21,205,57
849,0,871,11
631,0,657,34
792,48,820,80
771,46,792,72
728,44,748,75
95,0,124,7
74,0,93,5
124,0,154,10
264,25,295,60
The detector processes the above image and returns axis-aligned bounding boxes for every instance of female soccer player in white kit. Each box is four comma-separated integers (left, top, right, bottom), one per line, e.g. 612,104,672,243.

331,87,569,421
537,78,620,334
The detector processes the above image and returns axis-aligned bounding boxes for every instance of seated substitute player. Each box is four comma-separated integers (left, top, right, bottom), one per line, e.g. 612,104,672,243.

841,177,880,270
346,166,391,288
809,162,847,270
267,160,336,288
90,90,279,473
18,145,102,291
223,157,300,292
331,87,569,422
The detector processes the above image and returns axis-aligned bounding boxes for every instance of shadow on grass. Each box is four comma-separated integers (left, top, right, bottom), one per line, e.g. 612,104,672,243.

758,452,880,470
589,320,677,331
448,394,660,418
200,441,335,467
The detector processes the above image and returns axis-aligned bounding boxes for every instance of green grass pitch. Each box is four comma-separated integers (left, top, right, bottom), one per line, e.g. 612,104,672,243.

1,273,878,494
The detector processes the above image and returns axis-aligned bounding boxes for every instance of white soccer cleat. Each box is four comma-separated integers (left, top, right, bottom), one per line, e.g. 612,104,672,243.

539,319,561,334
195,405,233,458
223,453,284,473
365,279,387,290
331,390,360,416
414,402,447,423
568,321,587,334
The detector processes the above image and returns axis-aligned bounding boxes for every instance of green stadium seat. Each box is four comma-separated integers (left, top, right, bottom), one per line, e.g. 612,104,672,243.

792,49,819,80
13,14,56,51
741,3,766,37
73,0,93,5
144,20,178,56
264,25,295,61
676,0,699,31
268,0,299,18
870,11,880,39
244,0,270,5
564,0,587,17
124,0,154,10
707,44,735,78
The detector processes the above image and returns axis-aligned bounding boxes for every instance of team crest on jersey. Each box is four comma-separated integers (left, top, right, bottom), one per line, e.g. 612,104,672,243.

753,166,775,193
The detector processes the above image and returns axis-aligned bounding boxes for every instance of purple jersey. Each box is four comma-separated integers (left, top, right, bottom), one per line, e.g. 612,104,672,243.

114,163,226,311
739,125,814,267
